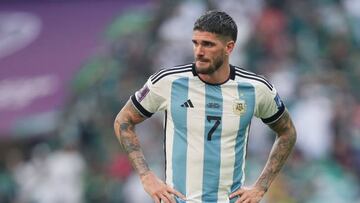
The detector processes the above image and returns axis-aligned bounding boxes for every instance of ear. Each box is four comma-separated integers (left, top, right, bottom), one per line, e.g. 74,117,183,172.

225,41,235,55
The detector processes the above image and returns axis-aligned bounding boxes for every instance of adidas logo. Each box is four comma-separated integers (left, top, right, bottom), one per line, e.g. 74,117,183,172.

181,99,194,108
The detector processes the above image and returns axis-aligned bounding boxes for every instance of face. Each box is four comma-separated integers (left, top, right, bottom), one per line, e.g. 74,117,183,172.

192,30,233,75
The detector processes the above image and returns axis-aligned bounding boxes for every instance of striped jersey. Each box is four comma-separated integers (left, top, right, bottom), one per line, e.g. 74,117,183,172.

131,63,285,203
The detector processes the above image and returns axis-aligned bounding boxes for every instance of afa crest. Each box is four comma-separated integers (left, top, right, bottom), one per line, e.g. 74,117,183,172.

233,99,246,115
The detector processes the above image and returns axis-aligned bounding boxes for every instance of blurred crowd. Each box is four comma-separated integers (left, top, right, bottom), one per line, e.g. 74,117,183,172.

1,0,360,202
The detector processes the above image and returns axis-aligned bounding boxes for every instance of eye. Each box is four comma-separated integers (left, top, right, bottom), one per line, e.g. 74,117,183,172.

202,41,214,47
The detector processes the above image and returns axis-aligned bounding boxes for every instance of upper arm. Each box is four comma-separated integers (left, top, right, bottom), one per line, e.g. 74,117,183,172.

114,73,168,137
254,82,285,125
114,99,147,136
268,110,296,139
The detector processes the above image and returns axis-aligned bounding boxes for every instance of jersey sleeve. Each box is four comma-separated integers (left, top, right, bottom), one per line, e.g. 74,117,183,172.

130,76,167,118
254,84,286,124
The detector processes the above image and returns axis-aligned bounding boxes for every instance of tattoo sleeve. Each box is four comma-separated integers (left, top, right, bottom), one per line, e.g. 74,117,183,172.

255,110,297,192
114,100,150,177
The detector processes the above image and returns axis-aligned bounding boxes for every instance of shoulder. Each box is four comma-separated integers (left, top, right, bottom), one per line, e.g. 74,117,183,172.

149,63,195,85
232,65,274,91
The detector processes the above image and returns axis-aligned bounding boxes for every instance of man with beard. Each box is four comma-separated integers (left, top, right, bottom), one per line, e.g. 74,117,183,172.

114,10,297,203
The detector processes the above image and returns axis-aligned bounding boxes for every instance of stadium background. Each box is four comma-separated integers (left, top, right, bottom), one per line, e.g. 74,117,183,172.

0,0,360,202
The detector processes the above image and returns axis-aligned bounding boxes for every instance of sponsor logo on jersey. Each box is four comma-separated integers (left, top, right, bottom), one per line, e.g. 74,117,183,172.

181,99,194,108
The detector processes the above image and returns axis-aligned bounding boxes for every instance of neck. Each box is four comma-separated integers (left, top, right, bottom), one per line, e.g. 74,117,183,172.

198,62,230,85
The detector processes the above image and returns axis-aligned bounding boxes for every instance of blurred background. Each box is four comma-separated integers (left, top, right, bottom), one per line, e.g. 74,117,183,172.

0,0,359,202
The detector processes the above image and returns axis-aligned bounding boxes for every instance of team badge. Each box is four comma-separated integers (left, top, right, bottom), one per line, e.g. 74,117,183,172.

233,99,246,115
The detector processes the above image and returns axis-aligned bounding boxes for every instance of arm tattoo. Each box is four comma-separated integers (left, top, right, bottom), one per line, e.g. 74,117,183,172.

120,123,131,132
255,110,296,192
115,101,150,177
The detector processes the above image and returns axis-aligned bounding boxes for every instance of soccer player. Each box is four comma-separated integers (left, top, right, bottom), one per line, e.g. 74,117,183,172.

114,10,297,203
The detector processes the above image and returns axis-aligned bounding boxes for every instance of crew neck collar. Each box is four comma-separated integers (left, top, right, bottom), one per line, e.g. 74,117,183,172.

191,63,235,86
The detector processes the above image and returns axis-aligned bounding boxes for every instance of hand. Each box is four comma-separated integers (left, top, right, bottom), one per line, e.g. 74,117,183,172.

229,186,266,203
140,171,186,203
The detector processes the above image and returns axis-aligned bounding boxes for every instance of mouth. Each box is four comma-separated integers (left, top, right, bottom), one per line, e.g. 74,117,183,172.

196,59,209,63
196,61,209,67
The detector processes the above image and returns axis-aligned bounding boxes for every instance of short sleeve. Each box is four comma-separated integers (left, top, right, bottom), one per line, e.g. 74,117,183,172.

131,77,167,118
254,85,285,124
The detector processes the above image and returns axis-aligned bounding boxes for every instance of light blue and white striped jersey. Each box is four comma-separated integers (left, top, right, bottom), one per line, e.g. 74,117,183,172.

131,63,285,203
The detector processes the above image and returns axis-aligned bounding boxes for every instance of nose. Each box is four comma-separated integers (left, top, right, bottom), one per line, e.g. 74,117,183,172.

194,45,204,57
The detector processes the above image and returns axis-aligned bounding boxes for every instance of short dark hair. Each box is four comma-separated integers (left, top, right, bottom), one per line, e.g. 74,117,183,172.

193,10,237,42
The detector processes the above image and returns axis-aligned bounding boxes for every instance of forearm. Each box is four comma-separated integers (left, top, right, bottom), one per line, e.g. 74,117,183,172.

254,133,296,191
255,111,297,192
114,101,150,177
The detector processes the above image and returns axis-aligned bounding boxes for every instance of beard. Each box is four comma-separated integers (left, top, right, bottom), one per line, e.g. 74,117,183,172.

195,54,224,75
